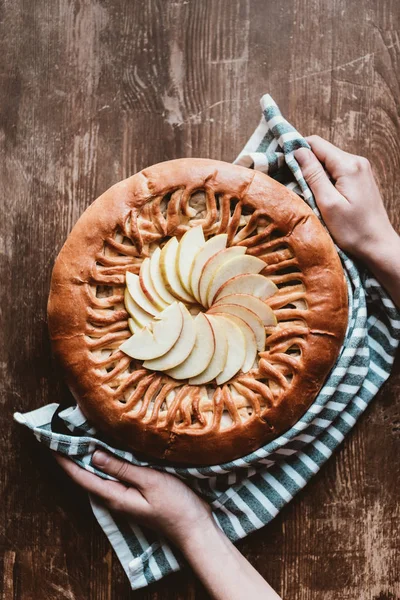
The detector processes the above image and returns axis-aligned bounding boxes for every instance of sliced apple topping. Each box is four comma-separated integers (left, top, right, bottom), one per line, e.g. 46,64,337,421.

150,247,177,304
120,302,183,360
139,257,168,310
216,313,257,373
214,316,246,385
128,317,140,335
198,246,246,307
208,302,266,352
126,272,160,317
214,293,276,326
124,287,153,327
143,303,196,371
214,273,277,302
189,315,228,385
206,255,267,306
120,228,280,384
176,226,206,293
189,234,228,302
166,313,215,379
160,237,195,303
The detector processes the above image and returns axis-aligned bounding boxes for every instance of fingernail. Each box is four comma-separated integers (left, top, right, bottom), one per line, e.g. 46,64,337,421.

93,450,109,467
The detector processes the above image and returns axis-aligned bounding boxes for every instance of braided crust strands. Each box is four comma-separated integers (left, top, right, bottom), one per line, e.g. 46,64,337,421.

48,159,348,465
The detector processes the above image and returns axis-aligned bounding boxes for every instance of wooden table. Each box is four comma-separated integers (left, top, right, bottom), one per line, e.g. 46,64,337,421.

1,1,399,598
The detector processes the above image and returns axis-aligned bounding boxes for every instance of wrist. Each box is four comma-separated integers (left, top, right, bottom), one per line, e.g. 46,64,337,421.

176,516,282,600
358,229,400,272
178,515,228,557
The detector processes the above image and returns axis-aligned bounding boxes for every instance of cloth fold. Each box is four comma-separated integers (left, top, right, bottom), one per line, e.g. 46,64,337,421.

14,94,400,590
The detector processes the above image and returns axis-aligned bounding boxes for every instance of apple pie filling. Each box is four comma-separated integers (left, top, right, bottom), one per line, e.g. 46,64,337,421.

120,226,279,385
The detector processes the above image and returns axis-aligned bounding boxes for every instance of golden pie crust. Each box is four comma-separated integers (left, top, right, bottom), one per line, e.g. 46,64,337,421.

48,158,348,465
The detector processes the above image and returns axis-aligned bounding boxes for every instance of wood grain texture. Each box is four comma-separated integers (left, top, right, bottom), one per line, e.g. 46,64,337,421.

0,0,399,598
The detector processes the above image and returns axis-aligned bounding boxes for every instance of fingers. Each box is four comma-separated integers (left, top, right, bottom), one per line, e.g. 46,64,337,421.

92,450,156,491
294,147,344,208
306,135,348,179
54,452,127,498
53,453,147,513
306,135,371,181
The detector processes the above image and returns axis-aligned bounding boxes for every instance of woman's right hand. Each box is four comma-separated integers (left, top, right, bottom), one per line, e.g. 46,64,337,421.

295,135,398,261
295,136,400,308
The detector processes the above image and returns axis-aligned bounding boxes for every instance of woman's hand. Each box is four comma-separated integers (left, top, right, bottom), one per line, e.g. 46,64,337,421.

55,451,282,600
295,136,397,259
295,136,400,308
54,450,212,547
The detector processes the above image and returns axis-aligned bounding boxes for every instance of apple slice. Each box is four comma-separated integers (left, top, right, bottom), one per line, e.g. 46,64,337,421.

139,257,169,310
214,316,246,385
214,293,277,326
208,302,266,351
150,247,176,304
124,288,153,327
207,255,266,306
125,274,159,318
176,226,205,293
189,315,228,385
214,313,257,373
120,302,183,360
128,317,140,335
198,246,246,307
215,273,278,302
189,234,228,303
143,303,196,371
166,313,215,379
160,238,195,303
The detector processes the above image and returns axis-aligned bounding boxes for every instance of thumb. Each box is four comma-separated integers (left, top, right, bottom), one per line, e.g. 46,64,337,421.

294,147,338,205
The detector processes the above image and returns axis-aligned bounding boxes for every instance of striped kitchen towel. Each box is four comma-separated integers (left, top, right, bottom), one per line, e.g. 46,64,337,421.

14,94,400,590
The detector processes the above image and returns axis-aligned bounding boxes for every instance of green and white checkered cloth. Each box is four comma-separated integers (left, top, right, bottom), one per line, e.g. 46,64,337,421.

14,94,400,590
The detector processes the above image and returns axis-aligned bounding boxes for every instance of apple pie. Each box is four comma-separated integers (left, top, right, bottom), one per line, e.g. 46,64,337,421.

48,158,348,464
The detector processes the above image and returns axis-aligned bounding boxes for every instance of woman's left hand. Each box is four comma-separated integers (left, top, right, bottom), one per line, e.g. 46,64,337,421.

55,450,282,600
54,450,213,546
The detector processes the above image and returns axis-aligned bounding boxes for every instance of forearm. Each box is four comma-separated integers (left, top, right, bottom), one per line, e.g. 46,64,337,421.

358,231,400,309
180,520,281,600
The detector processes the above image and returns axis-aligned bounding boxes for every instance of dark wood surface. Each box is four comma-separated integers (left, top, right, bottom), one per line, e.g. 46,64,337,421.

1,1,399,598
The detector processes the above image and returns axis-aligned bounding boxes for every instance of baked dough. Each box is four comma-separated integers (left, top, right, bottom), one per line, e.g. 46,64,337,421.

48,158,348,464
